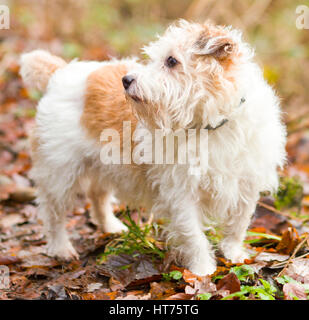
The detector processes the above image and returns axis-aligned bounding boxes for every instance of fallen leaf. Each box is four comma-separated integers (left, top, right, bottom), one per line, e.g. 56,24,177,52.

46,284,69,300
0,174,15,200
21,254,60,268
182,269,201,284
185,276,217,296
216,272,241,294
247,262,267,274
87,282,103,292
283,282,307,300
9,186,36,202
97,253,160,287
0,255,21,265
276,227,300,255
251,197,291,234
25,267,51,280
283,259,309,283
149,281,175,299
254,252,289,263
116,292,151,300
166,293,194,300
0,213,26,228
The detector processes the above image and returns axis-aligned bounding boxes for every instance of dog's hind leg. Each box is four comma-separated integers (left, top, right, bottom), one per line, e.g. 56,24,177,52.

36,186,79,260
87,181,128,234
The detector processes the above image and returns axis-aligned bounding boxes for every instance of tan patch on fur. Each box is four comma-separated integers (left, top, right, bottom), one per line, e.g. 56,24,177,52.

81,63,138,152
29,126,41,165
198,23,239,71
32,54,66,91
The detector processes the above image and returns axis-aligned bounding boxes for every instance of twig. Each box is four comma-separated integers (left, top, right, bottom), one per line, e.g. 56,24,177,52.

272,251,309,268
277,234,309,277
257,200,304,223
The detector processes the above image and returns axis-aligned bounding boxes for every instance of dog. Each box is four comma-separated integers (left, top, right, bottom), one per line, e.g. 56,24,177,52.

19,20,286,275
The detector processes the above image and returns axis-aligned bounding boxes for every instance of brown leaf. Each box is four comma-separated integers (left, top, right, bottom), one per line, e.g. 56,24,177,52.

0,255,21,265
20,254,60,268
283,282,307,300
185,276,217,297
182,269,201,284
166,293,194,300
128,274,162,288
149,281,175,299
46,284,69,300
216,272,241,294
25,267,52,280
0,213,26,228
251,197,291,234
0,175,15,200
97,253,160,287
9,186,36,202
276,227,300,255
82,292,116,300
116,292,151,300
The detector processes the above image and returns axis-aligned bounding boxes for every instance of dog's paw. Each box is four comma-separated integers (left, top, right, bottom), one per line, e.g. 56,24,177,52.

46,241,79,261
103,216,128,234
189,261,217,276
220,240,249,263
226,249,249,264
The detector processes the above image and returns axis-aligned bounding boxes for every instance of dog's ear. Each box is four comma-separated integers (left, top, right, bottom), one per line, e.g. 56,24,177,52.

194,35,235,60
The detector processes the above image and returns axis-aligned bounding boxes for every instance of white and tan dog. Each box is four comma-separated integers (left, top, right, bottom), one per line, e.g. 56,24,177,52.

20,20,286,275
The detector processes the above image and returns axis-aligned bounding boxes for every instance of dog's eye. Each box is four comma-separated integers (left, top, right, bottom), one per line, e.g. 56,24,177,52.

165,56,178,68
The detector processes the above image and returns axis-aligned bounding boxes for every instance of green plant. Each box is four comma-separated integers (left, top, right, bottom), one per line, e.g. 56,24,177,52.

229,265,255,282
274,177,303,210
162,270,183,281
245,231,281,247
97,208,165,263
222,279,277,300
276,275,309,299
197,293,212,300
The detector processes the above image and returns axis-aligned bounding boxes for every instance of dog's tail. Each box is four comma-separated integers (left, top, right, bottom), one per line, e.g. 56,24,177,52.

19,50,67,92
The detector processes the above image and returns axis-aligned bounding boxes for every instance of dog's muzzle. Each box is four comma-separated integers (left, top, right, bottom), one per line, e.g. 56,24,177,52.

122,75,142,102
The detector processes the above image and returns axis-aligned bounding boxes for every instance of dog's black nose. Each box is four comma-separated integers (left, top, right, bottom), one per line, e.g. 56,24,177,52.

122,75,135,90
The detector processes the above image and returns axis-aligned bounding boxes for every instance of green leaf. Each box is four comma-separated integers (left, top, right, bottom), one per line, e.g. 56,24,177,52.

197,293,212,300
275,275,296,285
246,231,281,241
162,270,183,281
169,270,183,280
259,278,276,294
230,265,255,281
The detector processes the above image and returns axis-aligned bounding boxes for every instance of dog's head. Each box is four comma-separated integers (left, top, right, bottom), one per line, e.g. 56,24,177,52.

123,20,254,130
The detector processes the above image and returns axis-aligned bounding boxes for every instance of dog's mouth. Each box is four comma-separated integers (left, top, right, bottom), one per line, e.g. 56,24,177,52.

130,94,142,103
126,92,142,103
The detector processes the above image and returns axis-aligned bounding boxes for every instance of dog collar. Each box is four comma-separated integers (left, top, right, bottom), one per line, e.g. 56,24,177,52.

204,97,246,130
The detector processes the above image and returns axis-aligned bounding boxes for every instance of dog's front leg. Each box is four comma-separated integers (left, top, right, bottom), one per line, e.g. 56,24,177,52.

166,202,216,276
219,199,257,263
